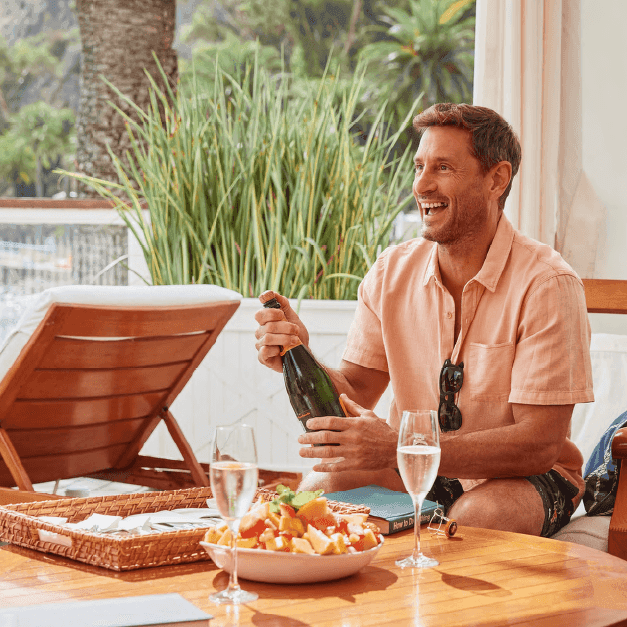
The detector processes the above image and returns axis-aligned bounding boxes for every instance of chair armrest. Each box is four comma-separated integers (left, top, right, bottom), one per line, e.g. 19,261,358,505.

611,427,627,459
609,427,627,559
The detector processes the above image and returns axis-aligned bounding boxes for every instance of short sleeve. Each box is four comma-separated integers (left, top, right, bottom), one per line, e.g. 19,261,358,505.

510,273,594,405
342,255,389,372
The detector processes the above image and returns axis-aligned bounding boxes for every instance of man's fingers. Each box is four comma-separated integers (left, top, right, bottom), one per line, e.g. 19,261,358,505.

255,331,300,349
298,442,346,458
312,460,349,473
339,393,364,416
256,345,283,373
304,416,353,433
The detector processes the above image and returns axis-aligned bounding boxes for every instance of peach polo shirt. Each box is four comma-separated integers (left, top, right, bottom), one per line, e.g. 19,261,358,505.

343,214,594,501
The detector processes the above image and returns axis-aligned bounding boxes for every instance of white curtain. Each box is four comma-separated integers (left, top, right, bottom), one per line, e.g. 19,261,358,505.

473,0,604,276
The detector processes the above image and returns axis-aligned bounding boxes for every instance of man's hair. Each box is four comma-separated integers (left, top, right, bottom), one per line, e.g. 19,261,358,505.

413,103,522,210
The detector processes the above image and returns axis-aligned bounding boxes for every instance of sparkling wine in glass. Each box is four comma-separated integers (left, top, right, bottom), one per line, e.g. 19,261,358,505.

396,410,441,569
209,423,259,604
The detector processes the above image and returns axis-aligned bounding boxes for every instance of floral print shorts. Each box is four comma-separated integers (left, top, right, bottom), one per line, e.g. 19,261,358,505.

425,470,578,537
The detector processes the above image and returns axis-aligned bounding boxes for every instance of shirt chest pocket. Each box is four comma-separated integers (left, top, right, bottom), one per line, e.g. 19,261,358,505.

466,342,515,402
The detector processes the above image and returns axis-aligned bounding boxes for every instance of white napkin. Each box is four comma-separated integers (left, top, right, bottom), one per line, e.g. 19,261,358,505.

66,513,122,532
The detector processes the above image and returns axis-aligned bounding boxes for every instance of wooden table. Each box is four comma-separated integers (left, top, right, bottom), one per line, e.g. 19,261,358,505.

1,526,626,627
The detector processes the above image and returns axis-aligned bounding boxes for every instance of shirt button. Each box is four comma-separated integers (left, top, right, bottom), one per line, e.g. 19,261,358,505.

446,312,453,319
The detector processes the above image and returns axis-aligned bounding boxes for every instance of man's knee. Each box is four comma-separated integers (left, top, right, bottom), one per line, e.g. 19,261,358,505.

447,479,544,536
448,491,501,527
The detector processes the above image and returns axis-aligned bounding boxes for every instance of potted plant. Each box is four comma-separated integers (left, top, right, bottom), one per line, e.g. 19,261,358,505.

61,53,416,472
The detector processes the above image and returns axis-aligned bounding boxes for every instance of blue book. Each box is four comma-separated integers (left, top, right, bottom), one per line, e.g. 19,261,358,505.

323,484,439,535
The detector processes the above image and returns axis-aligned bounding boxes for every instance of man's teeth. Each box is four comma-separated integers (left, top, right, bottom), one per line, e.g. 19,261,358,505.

422,202,447,214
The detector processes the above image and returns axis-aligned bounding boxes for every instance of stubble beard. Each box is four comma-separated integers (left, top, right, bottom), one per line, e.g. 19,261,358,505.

421,190,489,246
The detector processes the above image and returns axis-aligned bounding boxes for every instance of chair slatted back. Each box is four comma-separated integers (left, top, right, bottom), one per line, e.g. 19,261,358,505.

0,299,239,487
582,279,627,314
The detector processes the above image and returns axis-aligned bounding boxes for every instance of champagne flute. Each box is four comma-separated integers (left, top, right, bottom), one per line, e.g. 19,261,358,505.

395,410,441,569
209,423,259,604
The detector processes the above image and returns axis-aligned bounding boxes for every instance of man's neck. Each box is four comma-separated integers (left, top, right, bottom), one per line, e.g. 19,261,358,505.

437,213,501,296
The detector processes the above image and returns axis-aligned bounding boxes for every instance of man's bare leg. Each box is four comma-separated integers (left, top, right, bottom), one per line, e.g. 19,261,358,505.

298,468,406,493
448,478,545,536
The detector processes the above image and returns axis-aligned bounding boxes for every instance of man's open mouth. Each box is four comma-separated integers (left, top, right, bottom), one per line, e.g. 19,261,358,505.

421,201,448,215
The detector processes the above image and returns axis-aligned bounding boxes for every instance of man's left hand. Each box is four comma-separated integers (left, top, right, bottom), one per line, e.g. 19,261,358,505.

297,394,398,473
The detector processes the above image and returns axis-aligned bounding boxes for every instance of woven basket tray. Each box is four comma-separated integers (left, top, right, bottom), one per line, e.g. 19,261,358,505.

0,487,369,571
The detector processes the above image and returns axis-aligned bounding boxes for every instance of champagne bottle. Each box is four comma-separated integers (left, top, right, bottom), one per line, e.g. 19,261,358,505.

262,297,346,444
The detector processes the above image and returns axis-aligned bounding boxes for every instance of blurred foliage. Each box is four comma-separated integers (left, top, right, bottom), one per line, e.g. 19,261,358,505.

180,0,475,149
0,102,75,187
0,30,78,196
2,0,474,196
360,0,475,126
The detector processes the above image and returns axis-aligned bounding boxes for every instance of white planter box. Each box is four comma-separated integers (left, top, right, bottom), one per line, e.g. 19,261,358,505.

141,298,392,474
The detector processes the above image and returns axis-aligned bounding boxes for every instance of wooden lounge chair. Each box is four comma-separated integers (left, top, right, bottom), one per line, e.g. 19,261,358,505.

0,284,242,493
581,278,627,560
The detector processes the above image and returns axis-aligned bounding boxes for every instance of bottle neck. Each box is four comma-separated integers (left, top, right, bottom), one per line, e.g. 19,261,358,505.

280,339,303,356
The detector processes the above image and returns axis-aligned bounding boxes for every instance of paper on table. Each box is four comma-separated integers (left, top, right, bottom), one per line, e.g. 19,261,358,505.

0,593,212,627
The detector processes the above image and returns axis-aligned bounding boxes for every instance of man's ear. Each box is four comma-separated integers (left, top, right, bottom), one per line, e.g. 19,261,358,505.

488,161,512,200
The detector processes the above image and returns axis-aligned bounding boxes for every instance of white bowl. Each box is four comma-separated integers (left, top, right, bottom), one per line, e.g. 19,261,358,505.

199,539,384,584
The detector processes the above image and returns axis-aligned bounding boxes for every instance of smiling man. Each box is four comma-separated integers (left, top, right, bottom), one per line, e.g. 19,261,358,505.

254,103,594,538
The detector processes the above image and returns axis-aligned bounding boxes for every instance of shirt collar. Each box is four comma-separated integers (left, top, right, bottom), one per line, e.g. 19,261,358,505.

421,213,515,292
473,213,515,292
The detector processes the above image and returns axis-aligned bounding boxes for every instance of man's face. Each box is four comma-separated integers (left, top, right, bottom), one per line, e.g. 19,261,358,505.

412,126,493,246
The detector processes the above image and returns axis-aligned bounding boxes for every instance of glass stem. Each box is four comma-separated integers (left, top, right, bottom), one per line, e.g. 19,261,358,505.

227,521,240,594
412,495,423,561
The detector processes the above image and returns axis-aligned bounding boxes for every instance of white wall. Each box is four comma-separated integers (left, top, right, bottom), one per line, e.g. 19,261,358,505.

581,0,627,334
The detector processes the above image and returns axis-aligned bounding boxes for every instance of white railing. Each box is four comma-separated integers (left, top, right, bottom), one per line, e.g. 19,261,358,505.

0,199,149,342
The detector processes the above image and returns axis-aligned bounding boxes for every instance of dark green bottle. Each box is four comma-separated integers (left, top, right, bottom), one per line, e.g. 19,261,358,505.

263,297,346,444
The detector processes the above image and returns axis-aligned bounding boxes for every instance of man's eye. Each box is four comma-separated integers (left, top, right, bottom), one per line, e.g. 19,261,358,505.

414,164,423,172
439,165,449,170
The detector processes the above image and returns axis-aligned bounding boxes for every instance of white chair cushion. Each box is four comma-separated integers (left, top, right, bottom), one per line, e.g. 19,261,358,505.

551,514,610,553
0,284,242,383
570,333,627,466
552,332,627,549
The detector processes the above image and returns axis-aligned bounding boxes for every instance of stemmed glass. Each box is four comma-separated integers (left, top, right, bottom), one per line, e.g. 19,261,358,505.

395,410,441,569
209,423,259,605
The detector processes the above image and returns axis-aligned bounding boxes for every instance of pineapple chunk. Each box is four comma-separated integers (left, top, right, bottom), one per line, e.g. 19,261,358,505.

216,528,232,546
279,515,305,536
291,537,315,554
340,513,369,526
259,528,275,544
265,535,290,551
203,526,223,544
306,524,334,555
362,528,379,551
266,511,281,529
329,532,348,555
236,536,258,549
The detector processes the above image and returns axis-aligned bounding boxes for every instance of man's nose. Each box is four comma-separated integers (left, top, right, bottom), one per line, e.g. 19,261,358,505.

413,170,437,196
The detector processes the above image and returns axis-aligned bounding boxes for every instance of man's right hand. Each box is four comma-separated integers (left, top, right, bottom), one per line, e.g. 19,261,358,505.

254,291,310,373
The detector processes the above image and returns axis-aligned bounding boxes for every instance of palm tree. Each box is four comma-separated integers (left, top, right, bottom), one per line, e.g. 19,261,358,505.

360,0,475,132
74,0,178,197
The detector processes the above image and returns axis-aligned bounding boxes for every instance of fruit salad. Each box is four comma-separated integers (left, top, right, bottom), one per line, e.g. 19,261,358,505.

203,488,382,556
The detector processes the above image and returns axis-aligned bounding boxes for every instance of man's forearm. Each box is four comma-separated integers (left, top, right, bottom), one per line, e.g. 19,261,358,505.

322,360,389,412
438,404,574,479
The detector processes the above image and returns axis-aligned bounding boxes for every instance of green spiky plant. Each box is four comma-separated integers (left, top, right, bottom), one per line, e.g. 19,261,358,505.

61,53,418,300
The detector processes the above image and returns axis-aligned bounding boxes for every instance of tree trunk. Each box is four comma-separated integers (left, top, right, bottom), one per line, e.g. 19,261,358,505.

75,0,177,198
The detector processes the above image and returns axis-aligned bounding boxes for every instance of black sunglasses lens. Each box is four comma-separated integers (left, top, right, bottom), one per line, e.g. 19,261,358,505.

441,368,463,393
438,404,462,432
